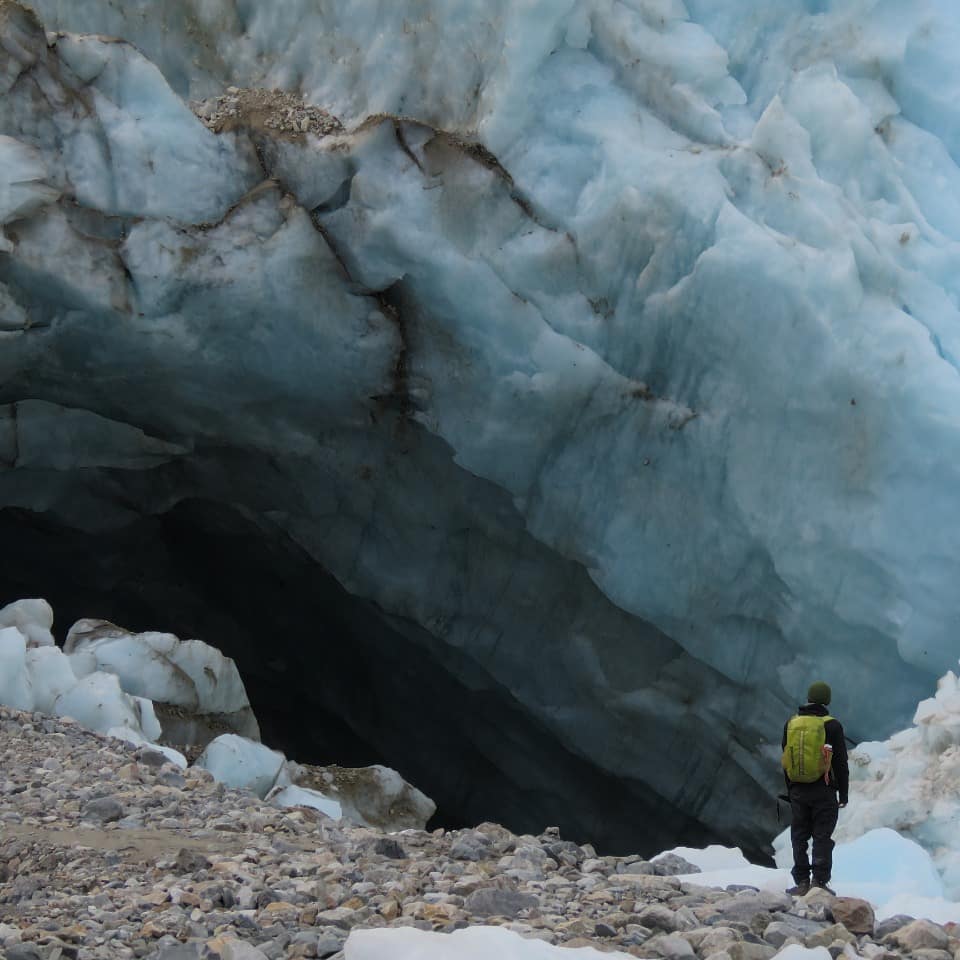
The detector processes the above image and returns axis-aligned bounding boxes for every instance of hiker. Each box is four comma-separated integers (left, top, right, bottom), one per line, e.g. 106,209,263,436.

781,681,848,896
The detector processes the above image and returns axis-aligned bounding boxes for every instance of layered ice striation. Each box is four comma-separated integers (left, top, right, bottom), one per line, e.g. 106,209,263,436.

2,0,960,853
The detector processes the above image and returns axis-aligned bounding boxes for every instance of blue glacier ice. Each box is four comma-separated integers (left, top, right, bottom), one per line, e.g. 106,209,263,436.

3,0,960,855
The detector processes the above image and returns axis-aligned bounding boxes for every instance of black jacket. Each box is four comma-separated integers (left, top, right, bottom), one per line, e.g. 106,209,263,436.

781,702,849,805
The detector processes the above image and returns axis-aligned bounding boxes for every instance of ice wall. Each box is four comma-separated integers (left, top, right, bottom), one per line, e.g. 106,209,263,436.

1,0,960,853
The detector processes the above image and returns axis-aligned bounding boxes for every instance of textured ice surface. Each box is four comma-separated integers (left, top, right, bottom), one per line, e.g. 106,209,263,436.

65,620,255,720
5,0,960,847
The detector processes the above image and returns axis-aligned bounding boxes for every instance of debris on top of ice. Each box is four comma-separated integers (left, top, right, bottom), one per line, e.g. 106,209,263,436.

65,618,259,745
289,761,437,832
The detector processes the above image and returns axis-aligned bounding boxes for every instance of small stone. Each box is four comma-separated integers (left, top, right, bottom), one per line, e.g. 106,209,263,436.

805,924,856,949
829,897,875,936
149,945,203,960
138,749,168,768
464,887,538,919
885,919,950,952
725,942,777,960
637,905,682,933
378,900,400,920
643,933,697,958
175,848,212,873
372,838,407,860
653,854,701,876
873,914,916,939
4,945,44,960
220,941,270,960
81,797,124,822
315,936,344,959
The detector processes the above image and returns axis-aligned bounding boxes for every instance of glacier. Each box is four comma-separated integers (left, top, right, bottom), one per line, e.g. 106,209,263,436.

2,0,960,856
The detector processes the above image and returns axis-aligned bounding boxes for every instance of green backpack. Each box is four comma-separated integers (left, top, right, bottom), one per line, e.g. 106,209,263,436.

782,714,833,783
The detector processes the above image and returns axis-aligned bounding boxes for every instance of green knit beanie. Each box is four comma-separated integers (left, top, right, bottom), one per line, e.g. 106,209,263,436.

807,681,831,705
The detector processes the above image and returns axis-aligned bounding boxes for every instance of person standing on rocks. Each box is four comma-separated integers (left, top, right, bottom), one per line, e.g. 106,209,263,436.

781,680,849,896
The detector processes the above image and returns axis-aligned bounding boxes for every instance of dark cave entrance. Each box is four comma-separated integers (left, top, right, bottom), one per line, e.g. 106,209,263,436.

0,499,730,857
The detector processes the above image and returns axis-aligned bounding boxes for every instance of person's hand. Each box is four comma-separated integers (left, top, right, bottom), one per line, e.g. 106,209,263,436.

839,802,847,808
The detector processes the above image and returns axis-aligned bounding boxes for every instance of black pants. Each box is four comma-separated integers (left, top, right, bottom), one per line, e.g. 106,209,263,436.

789,784,839,884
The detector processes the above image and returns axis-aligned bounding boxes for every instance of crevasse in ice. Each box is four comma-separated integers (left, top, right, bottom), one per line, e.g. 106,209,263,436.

3,0,960,849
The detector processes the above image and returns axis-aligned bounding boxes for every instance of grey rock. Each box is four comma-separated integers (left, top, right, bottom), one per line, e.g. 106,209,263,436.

708,896,776,934
621,926,654,946
450,838,486,861
372,838,407,860
653,853,701,876
873,914,916,939
464,887,538,918
764,920,819,947
145,944,204,960
4,945,45,960
768,913,829,937
644,933,697,959
910,951,954,960
725,942,777,960
884,918,950,952
637,904,683,933
696,927,744,956
316,935,345,958
175,848,211,873
138,750,169,768
80,797,124,822
804,924,856,949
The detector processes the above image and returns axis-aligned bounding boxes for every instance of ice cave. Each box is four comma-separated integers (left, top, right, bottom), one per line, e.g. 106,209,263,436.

1,0,959,860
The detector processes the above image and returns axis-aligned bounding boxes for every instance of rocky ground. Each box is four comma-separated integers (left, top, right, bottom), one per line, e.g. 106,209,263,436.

0,707,954,960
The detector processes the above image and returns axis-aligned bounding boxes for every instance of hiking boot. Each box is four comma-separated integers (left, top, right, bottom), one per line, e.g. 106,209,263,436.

810,881,835,895
786,881,810,896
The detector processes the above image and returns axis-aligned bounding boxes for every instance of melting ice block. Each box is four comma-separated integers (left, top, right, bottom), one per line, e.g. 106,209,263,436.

52,671,161,740
346,926,627,960
0,626,33,712
0,599,55,648
196,734,286,799
26,645,79,714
